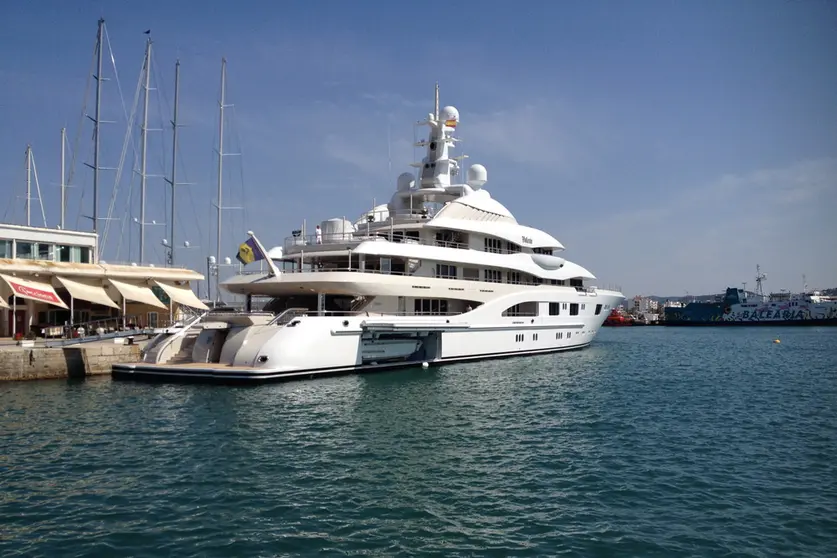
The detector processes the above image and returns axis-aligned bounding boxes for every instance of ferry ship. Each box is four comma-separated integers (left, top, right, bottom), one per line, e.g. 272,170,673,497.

663,267,837,326
113,87,625,383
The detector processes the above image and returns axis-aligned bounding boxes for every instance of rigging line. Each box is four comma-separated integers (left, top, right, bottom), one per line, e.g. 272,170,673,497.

69,34,98,229
104,59,144,259
170,97,203,252
151,50,171,174
101,25,141,247
112,110,142,262
30,152,48,227
148,54,171,244
230,104,248,231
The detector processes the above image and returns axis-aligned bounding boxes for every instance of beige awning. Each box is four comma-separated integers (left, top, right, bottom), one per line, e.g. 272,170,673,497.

107,278,167,309
0,273,68,309
153,280,209,310
54,276,120,309
0,296,8,309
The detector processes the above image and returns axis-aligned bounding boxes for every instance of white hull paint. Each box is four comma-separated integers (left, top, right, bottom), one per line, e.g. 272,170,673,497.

112,86,625,384
113,290,621,383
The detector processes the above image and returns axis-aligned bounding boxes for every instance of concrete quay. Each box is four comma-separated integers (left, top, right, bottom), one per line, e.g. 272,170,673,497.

0,339,148,381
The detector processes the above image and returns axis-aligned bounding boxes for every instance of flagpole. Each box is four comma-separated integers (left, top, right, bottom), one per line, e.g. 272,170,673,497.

246,231,280,277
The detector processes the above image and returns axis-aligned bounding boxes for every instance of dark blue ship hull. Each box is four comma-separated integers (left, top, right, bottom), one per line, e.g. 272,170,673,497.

663,287,837,326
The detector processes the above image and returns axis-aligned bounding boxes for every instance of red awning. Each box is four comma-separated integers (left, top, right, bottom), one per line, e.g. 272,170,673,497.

0,273,68,309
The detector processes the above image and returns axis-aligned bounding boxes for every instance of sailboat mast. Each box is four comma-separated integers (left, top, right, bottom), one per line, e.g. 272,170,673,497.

169,60,181,266
25,145,32,226
92,17,104,233
60,128,66,229
216,58,226,286
139,37,152,263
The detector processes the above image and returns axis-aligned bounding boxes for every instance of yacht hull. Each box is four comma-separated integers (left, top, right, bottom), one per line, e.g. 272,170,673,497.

113,290,622,384
112,340,591,384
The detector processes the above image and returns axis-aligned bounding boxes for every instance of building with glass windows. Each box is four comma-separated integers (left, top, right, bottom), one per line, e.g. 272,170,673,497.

1,223,207,339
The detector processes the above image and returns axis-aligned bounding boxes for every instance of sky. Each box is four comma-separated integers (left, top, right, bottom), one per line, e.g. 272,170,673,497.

1,0,835,298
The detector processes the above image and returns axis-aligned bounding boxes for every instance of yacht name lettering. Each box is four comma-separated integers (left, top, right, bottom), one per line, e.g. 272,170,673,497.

521,236,533,245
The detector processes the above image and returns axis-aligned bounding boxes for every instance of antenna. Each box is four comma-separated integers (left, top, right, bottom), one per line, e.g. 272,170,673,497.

755,264,767,297
434,82,440,121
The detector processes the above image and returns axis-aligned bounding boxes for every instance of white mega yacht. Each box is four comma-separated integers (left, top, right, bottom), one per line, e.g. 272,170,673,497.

113,90,625,383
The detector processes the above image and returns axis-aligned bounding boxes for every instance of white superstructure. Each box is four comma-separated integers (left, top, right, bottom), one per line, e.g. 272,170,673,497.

114,88,624,382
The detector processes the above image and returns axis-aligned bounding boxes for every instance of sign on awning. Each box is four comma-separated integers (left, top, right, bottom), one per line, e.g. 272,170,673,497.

0,273,68,309
153,280,209,310
107,278,167,309
54,276,120,309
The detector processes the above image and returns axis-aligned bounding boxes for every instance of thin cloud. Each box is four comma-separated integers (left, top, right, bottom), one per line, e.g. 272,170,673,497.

574,157,837,296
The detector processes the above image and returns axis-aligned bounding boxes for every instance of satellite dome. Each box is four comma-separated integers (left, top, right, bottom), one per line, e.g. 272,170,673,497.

440,105,459,125
467,164,487,189
396,172,414,192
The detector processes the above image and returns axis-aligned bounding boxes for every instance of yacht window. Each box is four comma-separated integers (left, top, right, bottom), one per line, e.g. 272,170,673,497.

507,271,521,284
484,238,503,253
0,240,11,258
414,298,449,315
595,304,602,315
549,303,560,315
570,278,583,287
533,247,553,255
484,269,502,283
462,268,479,281
502,302,538,317
505,242,521,253
435,264,457,279
562,303,568,310
569,303,579,316
380,258,391,274
16,242,34,259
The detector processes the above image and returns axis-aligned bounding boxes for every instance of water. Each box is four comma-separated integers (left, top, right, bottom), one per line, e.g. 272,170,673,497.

2,327,836,557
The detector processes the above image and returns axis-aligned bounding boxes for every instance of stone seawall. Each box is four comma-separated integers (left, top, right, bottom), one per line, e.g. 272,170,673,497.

0,344,142,381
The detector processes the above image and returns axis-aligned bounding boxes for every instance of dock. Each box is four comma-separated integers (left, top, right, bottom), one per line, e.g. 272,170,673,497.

0,337,149,381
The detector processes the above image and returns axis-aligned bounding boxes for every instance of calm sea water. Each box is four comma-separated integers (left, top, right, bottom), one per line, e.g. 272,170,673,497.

2,327,836,557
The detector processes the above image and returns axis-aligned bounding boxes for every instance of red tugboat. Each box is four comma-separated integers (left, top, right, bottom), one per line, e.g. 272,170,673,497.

603,307,635,326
